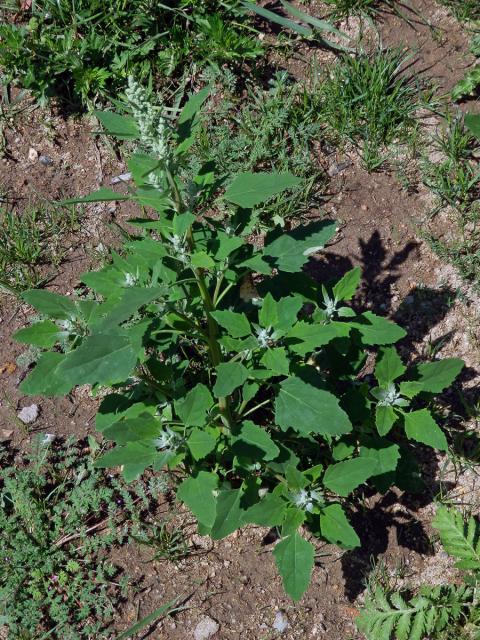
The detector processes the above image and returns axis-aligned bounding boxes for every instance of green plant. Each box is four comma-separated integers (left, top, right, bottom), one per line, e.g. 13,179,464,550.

0,1,262,108
421,113,480,284
0,436,161,638
244,0,351,52
452,32,480,101
323,0,390,19
357,506,480,639
191,70,326,226
315,48,428,171
14,81,465,601
0,202,80,294
439,0,480,22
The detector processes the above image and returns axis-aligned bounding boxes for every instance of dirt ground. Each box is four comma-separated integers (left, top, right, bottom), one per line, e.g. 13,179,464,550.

0,1,479,638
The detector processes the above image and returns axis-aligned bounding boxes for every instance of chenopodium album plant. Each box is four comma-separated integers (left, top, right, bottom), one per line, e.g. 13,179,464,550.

15,81,465,600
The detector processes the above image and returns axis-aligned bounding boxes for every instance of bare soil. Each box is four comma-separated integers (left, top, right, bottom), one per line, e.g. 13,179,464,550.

0,1,479,638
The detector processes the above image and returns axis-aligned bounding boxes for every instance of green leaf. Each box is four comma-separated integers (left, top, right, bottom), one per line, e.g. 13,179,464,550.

61,187,130,205
178,86,211,125
359,442,400,476
375,347,406,386
102,413,161,444
258,294,302,332
213,362,249,397
375,405,398,436
22,289,78,320
333,267,361,302
244,2,312,36
260,347,290,376
187,427,218,461
56,333,138,387
177,472,219,529
94,442,158,482
352,311,406,345
465,113,480,141
211,488,245,540
286,321,350,356
414,359,464,393
175,384,213,427
243,493,287,527
320,504,360,549
273,532,315,601
224,172,301,208
14,320,67,348
263,220,337,272
191,251,215,269
95,110,139,139
432,506,480,571
404,409,448,451
323,457,377,496
232,420,280,461
97,287,164,330
20,352,73,396
210,310,251,338
275,377,352,437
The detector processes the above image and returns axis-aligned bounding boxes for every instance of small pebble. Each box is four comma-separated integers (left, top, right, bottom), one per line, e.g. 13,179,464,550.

273,611,289,633
17,404,39,424
194,616,219,640
39,155,54,166
28,147,38,162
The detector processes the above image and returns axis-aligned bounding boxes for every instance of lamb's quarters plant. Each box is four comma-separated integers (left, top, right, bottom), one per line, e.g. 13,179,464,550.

357,505,480,639
0,0,262,108
14,81,465,601
0,435,165,638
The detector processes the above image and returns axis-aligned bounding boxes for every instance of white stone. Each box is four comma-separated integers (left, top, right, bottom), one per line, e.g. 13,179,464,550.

28,147,38,162
273,611,289,633
194,616,219,640
17,404,39,424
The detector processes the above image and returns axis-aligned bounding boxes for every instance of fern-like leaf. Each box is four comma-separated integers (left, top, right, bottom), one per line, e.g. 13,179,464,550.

433,506,480,571
357,584,473,640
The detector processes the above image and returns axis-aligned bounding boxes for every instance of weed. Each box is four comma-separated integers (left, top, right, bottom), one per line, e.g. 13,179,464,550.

191,71,326,225
0,436,162,638
0,202,80,293
14,82,465,601
421,113,480,284
358,506,480,639
439,0,480,22
323,0,390,20
315,48,428,171
0,1,262,109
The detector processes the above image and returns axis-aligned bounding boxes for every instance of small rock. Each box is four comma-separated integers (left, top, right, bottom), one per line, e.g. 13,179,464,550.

327,160,352,177
194,616,219,640
17,404,39,424
39,154,53,166
110,171,132,184
273,611,289,633
0,429,13,441
28,147,38,162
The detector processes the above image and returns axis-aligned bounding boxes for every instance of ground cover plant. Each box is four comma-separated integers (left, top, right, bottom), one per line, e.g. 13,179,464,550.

0,435,165,638
314,47,429,171
13,81,466,602
422,112,480,284
0,0,262,108
190,70,326,226
357,505,480,639
0,201,80,293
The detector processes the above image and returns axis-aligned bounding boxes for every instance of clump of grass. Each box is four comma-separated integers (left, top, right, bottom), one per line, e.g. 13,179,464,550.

191,70,327,225
0,203,80,293
438,0,480,22
421,113,480,284
323,0,390,19
315,48,427,171
0,436,170,639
